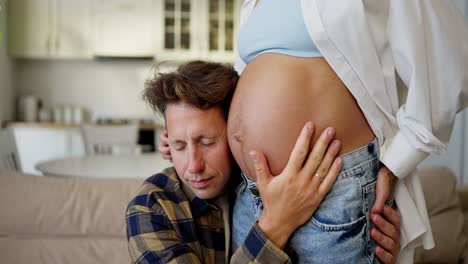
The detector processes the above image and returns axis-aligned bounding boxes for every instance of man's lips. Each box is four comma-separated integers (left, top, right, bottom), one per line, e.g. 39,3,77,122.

190,177,214,189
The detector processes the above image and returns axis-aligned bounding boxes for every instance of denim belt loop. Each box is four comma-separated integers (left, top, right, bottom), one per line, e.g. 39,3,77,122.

249,186,260,196
239,172,249,192
241,172,260,197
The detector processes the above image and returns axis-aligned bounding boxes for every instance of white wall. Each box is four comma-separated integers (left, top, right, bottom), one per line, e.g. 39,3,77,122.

419,112,466,182
0,0,13,123
455,0,468,16
14,59,162,121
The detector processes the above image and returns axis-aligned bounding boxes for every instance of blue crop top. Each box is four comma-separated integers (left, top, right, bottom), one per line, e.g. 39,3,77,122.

237,0,323,64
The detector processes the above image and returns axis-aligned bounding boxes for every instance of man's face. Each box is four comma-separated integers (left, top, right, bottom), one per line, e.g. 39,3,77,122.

166,103,232,200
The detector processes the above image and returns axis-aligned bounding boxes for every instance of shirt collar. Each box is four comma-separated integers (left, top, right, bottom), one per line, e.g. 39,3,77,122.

180,182,212,217
180,181,232,218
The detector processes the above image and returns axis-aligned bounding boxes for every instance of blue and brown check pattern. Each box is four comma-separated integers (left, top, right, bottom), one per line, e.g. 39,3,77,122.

126,167,292,263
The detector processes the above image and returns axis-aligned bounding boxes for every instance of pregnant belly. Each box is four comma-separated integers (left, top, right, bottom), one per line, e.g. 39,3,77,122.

227,53,374,180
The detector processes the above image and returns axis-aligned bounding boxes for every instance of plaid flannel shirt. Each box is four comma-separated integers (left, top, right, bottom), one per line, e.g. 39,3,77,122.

126,167,292,264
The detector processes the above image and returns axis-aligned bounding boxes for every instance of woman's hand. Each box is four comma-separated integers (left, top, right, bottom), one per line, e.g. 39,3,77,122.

371,206,401,264
158,131,172,161
372,164,397,214
252,122,343,249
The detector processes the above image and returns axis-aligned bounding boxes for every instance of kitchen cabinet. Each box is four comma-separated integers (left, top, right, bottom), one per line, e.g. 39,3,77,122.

202,0,241,61
92,0,156,57
8,0,241,60
155,0,242,62
8,0,91,58
154,0,199,61
55,0,92,58
8,0,51,58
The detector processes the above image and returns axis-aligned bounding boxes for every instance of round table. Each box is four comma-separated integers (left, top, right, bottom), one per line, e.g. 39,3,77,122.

35,154,173,179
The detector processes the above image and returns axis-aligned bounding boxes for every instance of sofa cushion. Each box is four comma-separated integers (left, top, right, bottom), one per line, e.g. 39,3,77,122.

414,167,467,263
0,169,143,237
0,237,130,264
458,186,468,261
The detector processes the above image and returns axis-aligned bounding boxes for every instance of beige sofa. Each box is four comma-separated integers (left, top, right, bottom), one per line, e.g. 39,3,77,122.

0,167,466,264
0,170,142,264
415,167,468,263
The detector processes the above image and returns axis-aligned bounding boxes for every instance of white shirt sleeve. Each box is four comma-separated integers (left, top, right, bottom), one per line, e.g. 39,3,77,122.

381,0,468,178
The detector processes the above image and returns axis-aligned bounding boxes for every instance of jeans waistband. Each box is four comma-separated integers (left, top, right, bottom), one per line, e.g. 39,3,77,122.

337,137,379,180
240,138,379,192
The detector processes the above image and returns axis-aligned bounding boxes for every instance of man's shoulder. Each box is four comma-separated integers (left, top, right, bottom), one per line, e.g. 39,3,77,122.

128,167,187,209
144,166,181,191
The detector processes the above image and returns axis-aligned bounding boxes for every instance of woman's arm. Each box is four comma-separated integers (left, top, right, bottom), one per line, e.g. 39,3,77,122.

382,0,468,179
374,0,468,228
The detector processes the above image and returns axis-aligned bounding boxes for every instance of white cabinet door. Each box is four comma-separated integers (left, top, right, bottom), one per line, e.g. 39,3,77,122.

156,0,241,62
92,0,156,57
8,0,52,58
155,0,201,61
202,0,241,62
8,0,91,58
54,0,92,58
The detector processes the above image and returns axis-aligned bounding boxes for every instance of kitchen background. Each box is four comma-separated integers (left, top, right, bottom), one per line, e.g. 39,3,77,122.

0,0,467,179
1,0,241,122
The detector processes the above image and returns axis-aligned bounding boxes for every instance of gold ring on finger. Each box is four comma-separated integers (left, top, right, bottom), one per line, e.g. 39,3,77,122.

314,172,323,182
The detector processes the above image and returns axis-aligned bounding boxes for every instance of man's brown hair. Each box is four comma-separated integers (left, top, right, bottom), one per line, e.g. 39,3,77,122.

143,60,239,119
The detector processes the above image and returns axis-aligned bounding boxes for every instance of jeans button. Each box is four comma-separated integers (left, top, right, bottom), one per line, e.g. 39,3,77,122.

367,143,374,153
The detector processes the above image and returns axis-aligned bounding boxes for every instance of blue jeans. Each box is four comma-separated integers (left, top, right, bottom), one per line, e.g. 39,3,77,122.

232,139,384,263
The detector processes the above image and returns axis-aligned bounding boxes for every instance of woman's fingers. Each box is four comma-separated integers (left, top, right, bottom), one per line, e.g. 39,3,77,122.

158,145,172,161
286,122,314,172
375,245,395,264
250,150,272,189
317,157,342,196
303,127,335,178
159,131,169,145
372,213,398,243
372,227,398,263
158,145,167,153
371,228,395,251
158,131,172,160
383,205,401,231
372,165,397,214
372,206,400,263
311,139,341,186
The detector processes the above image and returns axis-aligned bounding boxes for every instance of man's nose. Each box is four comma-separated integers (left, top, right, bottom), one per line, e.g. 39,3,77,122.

188,149,205,173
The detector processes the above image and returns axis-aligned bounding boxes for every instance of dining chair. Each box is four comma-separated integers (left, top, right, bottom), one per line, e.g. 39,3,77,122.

80,123,141,155
0,128,20,171
8,126,86,175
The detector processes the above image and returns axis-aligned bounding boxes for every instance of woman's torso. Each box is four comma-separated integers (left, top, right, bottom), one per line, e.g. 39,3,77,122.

228,0,375,180
227,53,375,180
